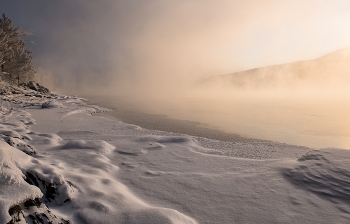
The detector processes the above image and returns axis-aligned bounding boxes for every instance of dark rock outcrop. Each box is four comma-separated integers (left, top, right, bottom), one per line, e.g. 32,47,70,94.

7,198,72,224
26,81,50,94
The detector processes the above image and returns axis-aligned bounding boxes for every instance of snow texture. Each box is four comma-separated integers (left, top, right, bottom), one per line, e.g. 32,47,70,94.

1,82,350,223
0,140,43,223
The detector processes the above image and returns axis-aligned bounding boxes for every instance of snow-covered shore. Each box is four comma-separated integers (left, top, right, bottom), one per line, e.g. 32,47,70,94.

1,84,350,223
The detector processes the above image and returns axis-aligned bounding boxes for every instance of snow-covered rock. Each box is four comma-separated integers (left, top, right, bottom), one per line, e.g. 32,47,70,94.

3,81,350,224
42,100,64,109
0,140,43,223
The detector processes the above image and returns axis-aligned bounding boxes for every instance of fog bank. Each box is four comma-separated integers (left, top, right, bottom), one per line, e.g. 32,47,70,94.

2,1,350,101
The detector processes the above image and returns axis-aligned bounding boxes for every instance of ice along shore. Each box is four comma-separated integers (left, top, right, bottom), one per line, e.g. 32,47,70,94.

2,83,350,224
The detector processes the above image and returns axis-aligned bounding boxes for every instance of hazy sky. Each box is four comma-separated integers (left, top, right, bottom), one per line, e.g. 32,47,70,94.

1,0,350,94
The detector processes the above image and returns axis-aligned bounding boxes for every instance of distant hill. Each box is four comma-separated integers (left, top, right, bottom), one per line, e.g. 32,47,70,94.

200,48,350,89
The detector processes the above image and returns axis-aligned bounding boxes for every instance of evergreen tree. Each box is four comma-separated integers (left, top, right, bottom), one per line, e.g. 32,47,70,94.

0,13,35,85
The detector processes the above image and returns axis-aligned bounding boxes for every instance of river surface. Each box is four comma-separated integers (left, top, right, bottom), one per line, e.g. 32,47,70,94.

83,93,350,149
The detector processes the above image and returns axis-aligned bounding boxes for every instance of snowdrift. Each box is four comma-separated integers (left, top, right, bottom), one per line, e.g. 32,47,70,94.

1,82,350,223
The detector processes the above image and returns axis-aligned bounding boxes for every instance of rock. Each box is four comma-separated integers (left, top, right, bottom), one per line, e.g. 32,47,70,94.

3,136,37,155
26,81,50,94
25,171,73,205
27,81,39,91
42,100,64,109
7,199,69,224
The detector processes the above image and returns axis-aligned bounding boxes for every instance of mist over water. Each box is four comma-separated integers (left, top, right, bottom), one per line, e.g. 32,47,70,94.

83,85,350,149
3,1,350,148
75,47,350,149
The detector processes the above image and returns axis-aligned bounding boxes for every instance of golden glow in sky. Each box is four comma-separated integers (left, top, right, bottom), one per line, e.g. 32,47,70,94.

2,0,350,91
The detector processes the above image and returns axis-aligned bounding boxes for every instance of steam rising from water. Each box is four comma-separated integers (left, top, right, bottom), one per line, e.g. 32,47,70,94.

3,1,350,147
3,1,350,98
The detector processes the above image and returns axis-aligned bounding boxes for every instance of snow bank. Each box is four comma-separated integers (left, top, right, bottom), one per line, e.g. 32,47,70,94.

61,139,115,154
0,89,198,223
3,83,350,223
0,140,43,223
284,148,350,204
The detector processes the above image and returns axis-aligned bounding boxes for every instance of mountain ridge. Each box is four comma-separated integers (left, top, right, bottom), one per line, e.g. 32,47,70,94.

200,48,350,89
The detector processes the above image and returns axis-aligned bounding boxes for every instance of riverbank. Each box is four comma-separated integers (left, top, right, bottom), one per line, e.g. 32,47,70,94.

2,85,350,224
82,93,350,149
85,95,262,144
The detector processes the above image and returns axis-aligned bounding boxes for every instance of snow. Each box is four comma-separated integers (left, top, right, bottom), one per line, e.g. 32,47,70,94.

0,140,43,223
1,86,350,223
41,100,65,109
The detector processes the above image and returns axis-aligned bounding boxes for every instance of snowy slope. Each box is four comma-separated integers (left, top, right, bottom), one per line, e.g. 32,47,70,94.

1,85,350,223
